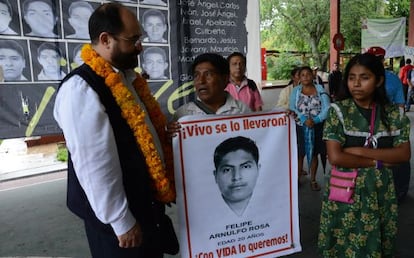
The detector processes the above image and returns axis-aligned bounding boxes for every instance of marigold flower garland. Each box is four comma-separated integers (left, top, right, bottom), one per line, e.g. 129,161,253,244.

81,44,175,203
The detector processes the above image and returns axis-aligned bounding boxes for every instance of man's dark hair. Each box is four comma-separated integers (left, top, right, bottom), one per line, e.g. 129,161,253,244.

69,1,94,17
37,42,62,57
88,3,124,44
0,39,24,57
214,136,259,169
0,0,12,18
23,0,54,14
406,58,412,64
287,66,300,85
300,66,313,75
143,46,166,61
192,53,229,76
227,52,246,66
142,9,166,24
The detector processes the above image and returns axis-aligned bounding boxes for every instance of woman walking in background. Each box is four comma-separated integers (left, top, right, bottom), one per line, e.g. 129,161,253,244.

289,66,330,190
318,53,410,257
277,66,300,109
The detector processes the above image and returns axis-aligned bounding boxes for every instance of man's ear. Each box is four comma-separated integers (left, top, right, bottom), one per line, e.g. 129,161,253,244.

99,32,112,48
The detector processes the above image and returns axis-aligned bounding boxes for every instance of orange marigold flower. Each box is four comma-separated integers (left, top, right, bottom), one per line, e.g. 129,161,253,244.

81,44,175,203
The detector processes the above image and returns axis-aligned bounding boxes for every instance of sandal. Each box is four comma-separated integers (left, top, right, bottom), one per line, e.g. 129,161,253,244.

311,181,321,191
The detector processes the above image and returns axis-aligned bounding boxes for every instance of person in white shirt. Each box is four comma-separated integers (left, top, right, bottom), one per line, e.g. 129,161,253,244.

53,3,177,257
167,53,250,136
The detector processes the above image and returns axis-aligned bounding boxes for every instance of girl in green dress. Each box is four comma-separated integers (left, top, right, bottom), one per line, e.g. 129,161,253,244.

318,53,411,257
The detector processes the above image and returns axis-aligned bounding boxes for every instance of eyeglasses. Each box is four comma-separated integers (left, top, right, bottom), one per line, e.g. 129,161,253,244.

111,34,143,46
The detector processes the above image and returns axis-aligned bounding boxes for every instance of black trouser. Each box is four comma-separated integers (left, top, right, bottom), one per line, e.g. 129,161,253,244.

392,161,411,202
84,220,163,258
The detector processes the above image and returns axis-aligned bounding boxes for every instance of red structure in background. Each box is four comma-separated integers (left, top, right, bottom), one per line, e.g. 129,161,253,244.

330,0,340,70
261,47,267,80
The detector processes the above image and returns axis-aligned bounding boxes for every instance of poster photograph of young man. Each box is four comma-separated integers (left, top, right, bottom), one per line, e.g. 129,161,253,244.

68,43,83,71
0,39,31,81
213,136,260,217
141,46,169,80
0,0,19,35
62,0,96,39
140,8,168,43
173,112,302,258
30,41,67,81
21,0,61,38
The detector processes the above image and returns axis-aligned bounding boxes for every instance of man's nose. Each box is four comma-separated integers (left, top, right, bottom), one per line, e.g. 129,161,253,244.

4,59,13,66
196,74,206,83
232,168,242,181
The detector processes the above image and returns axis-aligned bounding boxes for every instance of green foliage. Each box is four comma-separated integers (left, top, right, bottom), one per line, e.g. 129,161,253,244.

56,146,68,162
340,0,388,53
266,53,302,80
386,0,410,17
260,0,330,68
260,0,411,79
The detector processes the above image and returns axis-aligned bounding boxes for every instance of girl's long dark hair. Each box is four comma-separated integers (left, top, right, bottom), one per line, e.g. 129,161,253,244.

337,53,390,130
287,66,300,85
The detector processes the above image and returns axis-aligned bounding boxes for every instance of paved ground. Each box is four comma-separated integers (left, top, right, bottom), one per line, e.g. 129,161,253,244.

0,168,412,258
1,112,414,258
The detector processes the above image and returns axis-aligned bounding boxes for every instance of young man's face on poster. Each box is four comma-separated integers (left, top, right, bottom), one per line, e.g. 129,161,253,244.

0,48,25,81
214,149,259,204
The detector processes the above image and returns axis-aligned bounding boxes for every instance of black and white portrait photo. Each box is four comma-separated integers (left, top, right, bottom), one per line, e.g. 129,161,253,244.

31,41,67,81
63,1,95,40
140,8,167,43
22,0,61,38
141,46,169,80
0,39,31,81
0,0,19,35
68,43,84,71
213,136,260,216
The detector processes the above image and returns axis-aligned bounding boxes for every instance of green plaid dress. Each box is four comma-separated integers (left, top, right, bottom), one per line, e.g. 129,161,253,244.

318,99,410,258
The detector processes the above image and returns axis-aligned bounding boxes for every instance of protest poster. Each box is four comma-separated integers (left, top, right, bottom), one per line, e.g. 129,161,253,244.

0,0,254,138
173,111,301,258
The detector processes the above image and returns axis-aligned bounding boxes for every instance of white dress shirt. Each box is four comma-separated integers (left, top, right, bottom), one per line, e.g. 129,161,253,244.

54,70,162,236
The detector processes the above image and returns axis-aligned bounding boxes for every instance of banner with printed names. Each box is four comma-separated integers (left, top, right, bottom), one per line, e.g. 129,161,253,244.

0,0,250,139
173,112,301,258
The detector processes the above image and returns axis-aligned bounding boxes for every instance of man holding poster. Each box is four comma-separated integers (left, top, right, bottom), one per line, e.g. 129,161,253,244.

173,112,302,258
172,53,249,118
